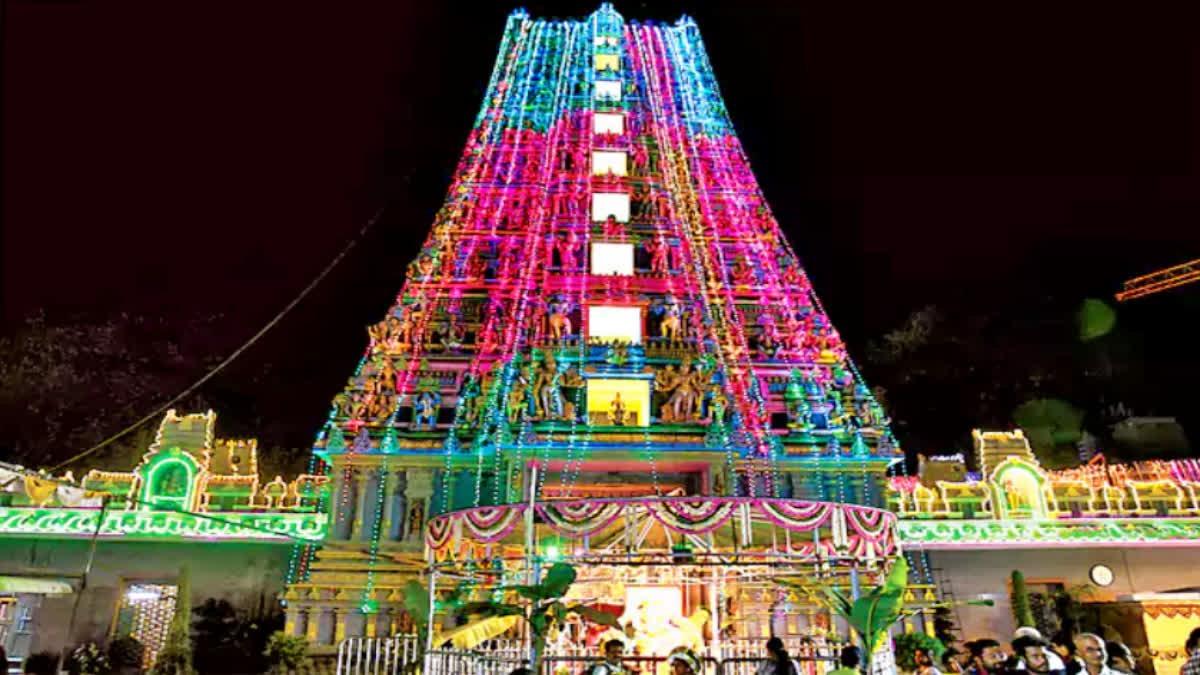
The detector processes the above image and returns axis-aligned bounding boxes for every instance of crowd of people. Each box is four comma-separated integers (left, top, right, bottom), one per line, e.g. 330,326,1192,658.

909,625,1200,674
501,625,1200,674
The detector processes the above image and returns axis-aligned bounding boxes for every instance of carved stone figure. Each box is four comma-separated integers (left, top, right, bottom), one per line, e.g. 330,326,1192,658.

413,392,439,430
662,359,704,423
659,296,684,342
533,354,558,420
547,296,572,340
644,236,670,276
506,378,529,425
408,500,424,538
731,256,755,286
558,230,583,269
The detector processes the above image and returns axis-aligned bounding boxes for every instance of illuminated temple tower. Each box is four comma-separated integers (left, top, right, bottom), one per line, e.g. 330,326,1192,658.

285,4,904,655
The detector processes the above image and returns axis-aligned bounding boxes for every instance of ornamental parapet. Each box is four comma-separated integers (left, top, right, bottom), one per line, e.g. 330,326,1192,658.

0,409,329,544
889,429,1200,548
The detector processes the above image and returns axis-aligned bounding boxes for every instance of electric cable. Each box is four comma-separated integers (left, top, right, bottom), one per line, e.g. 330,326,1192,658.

46,205,387,474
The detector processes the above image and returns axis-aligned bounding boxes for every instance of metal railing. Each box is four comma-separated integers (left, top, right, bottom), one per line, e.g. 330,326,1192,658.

336,635,420,675
423,648,528,675
336,636,853,675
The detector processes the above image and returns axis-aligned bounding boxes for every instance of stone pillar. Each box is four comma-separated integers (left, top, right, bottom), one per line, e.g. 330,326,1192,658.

351,469,373,540
285,606,302,636
384,470,406,541
332,466,350,540
365,609,378,638
305,607,321,643
335,608,348,644
403,469,435,542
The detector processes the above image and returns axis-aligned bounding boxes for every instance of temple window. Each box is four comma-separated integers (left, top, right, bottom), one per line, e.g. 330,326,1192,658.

590,242,634,276
593,112,624,135
592,150,627,177
586,378,650,426
592,192,630,222
586,305,641,343
595,53,620,72
595,79,622,102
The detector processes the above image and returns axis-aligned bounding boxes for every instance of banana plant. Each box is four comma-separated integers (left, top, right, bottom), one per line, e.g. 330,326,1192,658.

455,563,620,671
777,558,993,673
399,579,465,674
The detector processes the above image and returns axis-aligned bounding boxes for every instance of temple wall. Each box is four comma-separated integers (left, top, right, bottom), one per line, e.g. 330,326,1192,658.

0,538,289,655
927,547,1200,641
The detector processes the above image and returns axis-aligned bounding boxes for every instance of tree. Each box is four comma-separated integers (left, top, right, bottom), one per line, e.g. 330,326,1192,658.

1011,398,1085,469
0,311,238,469
107,635,146,674
863,295,1149,465
153,567,193,675
1010,570,1035,629
454,563,620,672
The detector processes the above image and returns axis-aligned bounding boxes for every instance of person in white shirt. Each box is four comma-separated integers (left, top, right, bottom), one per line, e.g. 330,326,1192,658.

1074,633,1120,675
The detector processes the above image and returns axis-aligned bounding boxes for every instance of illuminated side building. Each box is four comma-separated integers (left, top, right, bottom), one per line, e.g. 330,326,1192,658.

0,410,327,670
283,3,906,663
892,430,1200,674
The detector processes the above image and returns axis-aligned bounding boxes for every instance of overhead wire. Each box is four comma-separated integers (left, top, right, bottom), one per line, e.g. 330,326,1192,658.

47,205,388,474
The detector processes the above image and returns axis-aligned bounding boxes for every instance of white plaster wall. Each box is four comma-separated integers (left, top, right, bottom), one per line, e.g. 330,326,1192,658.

925,547,1200,640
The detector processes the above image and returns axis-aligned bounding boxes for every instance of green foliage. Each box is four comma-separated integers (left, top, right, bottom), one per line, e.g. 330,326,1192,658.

263,632,310,674
454,563,619,672
400,580,431,645
1077,299,1116,342
784,557,910,671
68,642,111,675
1010,570,1035,629
108,635,147,669
192,597,282,674
1012,398,1085,468
894,632,946,672
778,559,993,672
152,567,193,675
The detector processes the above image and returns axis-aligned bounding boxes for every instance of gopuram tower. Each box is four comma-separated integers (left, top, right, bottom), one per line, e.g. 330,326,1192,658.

284,4,904,659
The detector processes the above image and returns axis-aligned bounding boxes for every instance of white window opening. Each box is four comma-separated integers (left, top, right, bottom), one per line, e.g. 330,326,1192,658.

592,151,627,177
594,36,620,48
595,79,622,102
590,242,634,276
593,113,625,135
587,305,642,343
592,192,630,222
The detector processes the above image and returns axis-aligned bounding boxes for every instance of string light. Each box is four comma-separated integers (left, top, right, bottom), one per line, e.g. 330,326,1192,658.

295,7,914,632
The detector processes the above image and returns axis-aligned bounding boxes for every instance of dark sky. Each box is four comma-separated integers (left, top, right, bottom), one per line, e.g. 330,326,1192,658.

5,0,1200,450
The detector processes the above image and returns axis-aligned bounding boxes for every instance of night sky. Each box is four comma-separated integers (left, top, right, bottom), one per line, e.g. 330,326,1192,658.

5,1,1200,452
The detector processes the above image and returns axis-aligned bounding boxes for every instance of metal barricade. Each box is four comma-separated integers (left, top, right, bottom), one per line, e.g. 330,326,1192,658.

335,635,420,675
540,655,722,675
717,656,836,675
424,648,528,675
